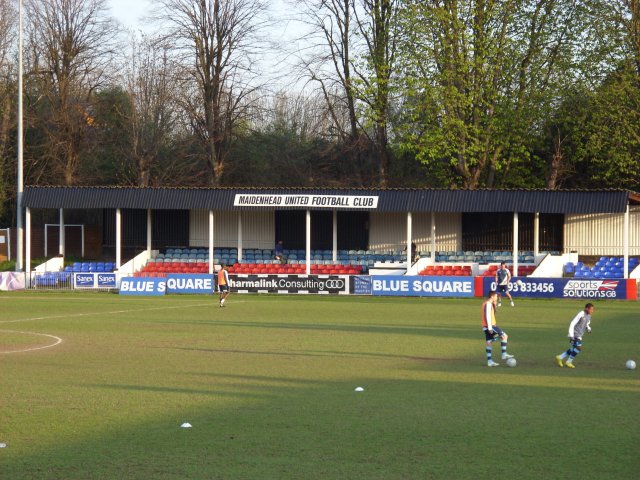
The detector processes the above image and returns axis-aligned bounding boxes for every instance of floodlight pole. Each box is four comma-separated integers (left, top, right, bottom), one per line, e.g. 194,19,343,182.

16,0,24,271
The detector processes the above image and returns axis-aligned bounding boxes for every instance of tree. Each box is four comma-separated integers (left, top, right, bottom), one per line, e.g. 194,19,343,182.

155,0,269,186
296,0,360,142
123,35,181,186
353,0,400,185
396,0,579,188
25,0,119,185
294,0,400,186
535,1,640,190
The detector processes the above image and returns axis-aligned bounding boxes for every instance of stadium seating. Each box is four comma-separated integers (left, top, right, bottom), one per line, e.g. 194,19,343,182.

564,257,639,278
147,247,410,274
135,261,364,276
419,265,472,276
433,250,538,263
69,261,116,272
142,247,545,277
482,264,536,277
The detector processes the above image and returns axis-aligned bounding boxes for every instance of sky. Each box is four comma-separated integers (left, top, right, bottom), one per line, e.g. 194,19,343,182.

107,0,152,30
105,0,309,90
106,0,297,33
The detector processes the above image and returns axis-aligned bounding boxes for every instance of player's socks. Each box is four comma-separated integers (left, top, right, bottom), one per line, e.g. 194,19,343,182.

486,346,493,363
501,341,508,357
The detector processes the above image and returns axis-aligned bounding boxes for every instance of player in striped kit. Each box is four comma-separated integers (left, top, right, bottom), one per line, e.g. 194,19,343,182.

555,303,594,368
482,290,514,367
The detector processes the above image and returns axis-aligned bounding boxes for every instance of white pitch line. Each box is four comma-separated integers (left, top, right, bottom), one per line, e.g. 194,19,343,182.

0,300,246,325
0,302,217,325
0,330,63,354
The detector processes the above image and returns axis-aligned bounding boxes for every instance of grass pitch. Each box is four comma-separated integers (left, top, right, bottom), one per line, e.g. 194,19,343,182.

1,292,638,479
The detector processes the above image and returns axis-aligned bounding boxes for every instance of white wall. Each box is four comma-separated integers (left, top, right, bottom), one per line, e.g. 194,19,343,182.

564,207,640,255
189,210,275,249
368,212,461,252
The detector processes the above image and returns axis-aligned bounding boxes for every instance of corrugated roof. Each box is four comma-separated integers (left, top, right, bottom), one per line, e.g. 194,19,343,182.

22,186,640,213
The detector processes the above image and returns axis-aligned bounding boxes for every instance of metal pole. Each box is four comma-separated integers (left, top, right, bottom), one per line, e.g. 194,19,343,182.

623,204,629,279
59,209,65,257
146,209,152,255
116,209,122,270
513,212,519,278
431,212,436,261
332,210,337,262
406,211,412,274
237,212,242,263
533,212,540,257
209,210,214,274
306,210,311,275
25,208,30,288
16,0,24,271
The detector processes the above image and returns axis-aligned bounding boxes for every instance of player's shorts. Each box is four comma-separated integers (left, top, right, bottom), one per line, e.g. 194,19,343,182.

218,285,229,293
497,284,508,294
483,325,505,341
569,337,583,348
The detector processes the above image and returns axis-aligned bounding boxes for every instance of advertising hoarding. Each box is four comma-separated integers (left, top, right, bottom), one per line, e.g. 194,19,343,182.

230,275,349,294
481,277,637,300
371,276,475,297
74,272,117,289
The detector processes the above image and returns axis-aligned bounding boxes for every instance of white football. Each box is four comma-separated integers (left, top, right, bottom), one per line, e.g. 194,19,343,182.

625,360,636,370
506,357,517,368
516,279,523,286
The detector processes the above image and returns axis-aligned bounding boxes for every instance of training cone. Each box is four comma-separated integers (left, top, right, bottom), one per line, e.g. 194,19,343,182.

180,422,192,428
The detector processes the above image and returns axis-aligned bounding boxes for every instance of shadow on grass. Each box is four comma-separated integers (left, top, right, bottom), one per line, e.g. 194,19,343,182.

157,318,482,339
168,345,461,364
3,372,638,480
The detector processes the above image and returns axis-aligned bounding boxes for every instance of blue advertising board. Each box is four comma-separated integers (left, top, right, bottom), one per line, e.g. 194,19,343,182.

96,273,117,288
166,274,215,294
371,276,474,297
482,277,633,300
119,277,166,296
74,272,117,289
74,272,95,288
